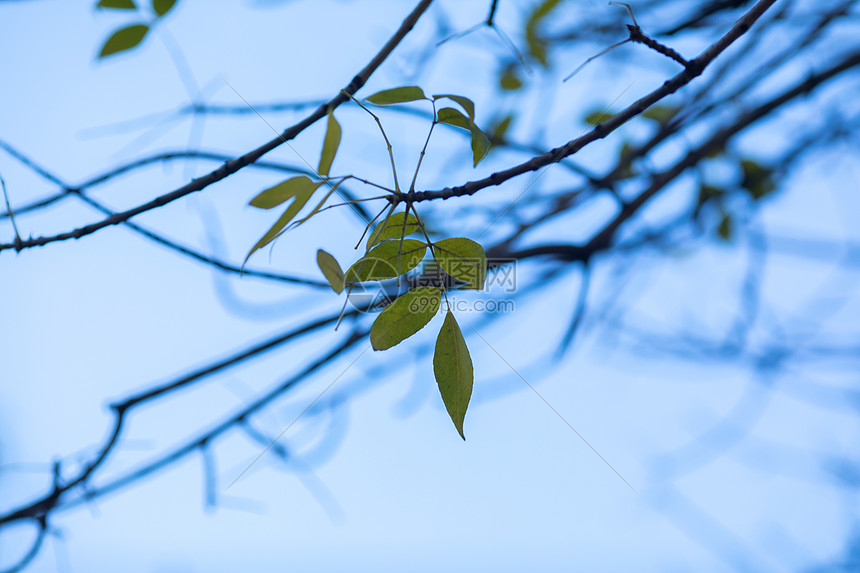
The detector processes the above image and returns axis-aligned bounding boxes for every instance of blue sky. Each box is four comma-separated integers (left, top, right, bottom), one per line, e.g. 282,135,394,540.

1,1,859,571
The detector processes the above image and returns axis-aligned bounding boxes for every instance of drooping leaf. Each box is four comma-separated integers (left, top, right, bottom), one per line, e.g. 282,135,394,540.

317,249,345,294
97,0,137,9
98,23,149,58
318,111,341,177
433,94,475,120
290,180,342,228
525,0,563,67
434,311,473,439
499,67,523,91
434,238,486,289
249,176,318,210
584,110,614,125
641,105,679,124
437,107,490,167
345,239,427,282
366,86,426,105
370,287,441,350
367,212,420,249
152,0,176,17
244,183,319,264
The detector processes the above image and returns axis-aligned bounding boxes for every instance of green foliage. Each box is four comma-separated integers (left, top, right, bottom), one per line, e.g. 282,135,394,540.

367,212,420,249
318,111,341,177
740,159,776,200
641,105,680,125
717,212,733,241
249,176,319,210
366,86,427,105
316,249,345,294
98,23,149,58
235,83,492,437
584,109,615,125
434,311,474,439
437,107,490,167
370,287,441,350
152,0,177,17
97,0,137,9
525,0,564,67
433,238,487,289
499,66,523,91
345,239,428,282
488,114,514,147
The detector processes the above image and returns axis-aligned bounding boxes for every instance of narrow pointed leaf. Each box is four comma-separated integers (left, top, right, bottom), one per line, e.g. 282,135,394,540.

291,180,342,228
97,0,137,9
370,287,441,350
317,111,341,177
98,24,149,58
469,125,490,167
434,238,486,289
641,105,679,124
249,176,317,210
317,249,345,293
366,86,426,105
152,0,176,17
367,212,420,249
244,185,318,264
584,110,614,125
345,239,427,282
434,311,473,439
433,94,475,120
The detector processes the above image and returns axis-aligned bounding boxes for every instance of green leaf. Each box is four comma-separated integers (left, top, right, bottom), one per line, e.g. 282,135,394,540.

249,176,318,210
370,287,441,350
641,105,679,124
345,239,427,282
717,213,732,242
244,183,319,264
317,249,345,294
584,110,614,125
525,0,563,67
433,94,475,120
98,23,149,58
317,111,341,177
366,86,426,105
97,0,137,9
489,114,513,146
367,212,420,249
437,108,490,167
740,159,776,200
434,311,473,439
152,0,176,17
290,180,342,228
434,238,486,289
499,67,523,91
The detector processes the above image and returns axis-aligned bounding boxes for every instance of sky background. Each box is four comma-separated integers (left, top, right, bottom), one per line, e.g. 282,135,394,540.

1,1,859,571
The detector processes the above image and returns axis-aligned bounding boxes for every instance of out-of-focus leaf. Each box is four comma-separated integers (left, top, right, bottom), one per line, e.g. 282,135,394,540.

641,105,679,124
434,238,486,289
367,212,420,249
489,114,514,146
370,287,441,350
525,0,563,67
434,311,473,439
585,110,614,125
717,213,732,241
740,159,776,200
244,182,320,264
97,0,137,9
152,0,176,17
345,239,427,282
318,111,341,177
499,67,523,91
317,249,345,294
98,24,149,58
366,86,426,105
